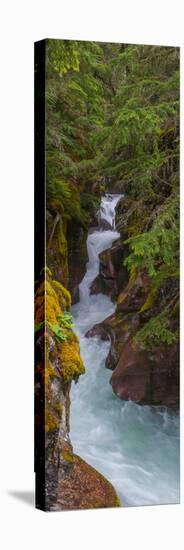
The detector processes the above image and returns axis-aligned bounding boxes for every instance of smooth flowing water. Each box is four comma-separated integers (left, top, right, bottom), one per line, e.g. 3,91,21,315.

71,194,180,506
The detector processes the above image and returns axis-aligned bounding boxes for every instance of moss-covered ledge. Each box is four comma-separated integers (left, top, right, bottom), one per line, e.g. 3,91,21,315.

35,269,121,510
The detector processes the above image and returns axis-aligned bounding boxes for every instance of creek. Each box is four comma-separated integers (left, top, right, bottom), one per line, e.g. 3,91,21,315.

71,194,179,506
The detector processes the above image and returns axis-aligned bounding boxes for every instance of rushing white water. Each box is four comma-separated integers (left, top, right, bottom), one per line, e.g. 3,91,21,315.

71,194,180,507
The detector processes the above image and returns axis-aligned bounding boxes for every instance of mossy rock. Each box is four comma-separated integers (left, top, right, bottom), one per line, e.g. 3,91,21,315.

52,279,71,310
35,274,85,436
57,339,85,382
47,216,69,286
35,279,61,325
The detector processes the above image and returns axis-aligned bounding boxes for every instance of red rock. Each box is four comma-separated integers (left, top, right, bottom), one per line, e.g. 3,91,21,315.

52,455,121,510
110,341,179,407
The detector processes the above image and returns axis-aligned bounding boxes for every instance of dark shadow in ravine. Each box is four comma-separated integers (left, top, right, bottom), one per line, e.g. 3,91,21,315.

7,490,35,507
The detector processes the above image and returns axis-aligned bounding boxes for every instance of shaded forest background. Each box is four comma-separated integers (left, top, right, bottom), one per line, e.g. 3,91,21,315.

46,40,179,350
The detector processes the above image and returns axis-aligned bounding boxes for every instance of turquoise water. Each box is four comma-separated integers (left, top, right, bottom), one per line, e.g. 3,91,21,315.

71,195,180,506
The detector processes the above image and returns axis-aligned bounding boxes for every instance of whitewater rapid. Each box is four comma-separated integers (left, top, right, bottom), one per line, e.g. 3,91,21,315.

71,194,180,507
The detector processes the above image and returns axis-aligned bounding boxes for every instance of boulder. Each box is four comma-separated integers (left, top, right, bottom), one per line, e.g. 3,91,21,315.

98,218,112,230
90,274,117,298
87,267,179,407
110,340,179,407
52,455,121,510
90,240,128,299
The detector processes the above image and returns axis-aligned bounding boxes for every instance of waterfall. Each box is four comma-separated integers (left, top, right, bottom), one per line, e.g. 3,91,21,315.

70,194,179,507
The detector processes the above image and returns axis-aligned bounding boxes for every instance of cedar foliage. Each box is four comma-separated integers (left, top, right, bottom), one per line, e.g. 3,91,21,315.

46,39,179,350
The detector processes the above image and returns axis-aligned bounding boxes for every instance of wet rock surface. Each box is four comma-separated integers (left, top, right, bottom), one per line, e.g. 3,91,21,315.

110,340,179,406
52,455,120,511
88,256,179,407
90,239,128,299
35,269,120,510
67,223,88,304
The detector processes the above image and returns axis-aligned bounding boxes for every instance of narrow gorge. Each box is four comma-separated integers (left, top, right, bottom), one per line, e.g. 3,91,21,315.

35,40,180,511
71,194,179,506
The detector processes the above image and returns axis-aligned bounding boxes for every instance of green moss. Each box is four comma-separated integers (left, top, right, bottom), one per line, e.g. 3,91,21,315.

49,197,64,214
45,414,60,433
139,287,157,312
134,313,178,349
35,279,61,325
57,339,85,382
114,494,122,507
46,215,69,286
52,279,71,310
40,266,53,278
57,219,69,282
117,265,138,306
62,450,74,463
35,273,85,436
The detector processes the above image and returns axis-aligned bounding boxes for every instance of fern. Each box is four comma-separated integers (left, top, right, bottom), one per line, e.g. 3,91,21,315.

47,322,67,342
124,193,179,277
34,313,74,343
134,314,177,349
57,312,74,329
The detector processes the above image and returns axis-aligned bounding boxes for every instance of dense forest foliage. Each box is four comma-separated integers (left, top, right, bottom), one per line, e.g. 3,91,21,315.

46,40,179,350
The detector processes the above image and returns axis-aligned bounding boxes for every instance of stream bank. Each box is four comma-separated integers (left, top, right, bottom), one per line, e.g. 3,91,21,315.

71,194,179,506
